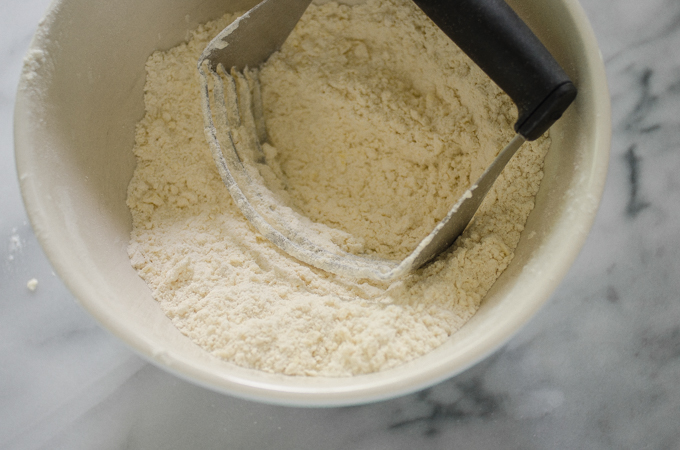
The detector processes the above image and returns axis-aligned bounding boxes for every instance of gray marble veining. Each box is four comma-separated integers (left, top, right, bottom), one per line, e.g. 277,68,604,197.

2,0,680,448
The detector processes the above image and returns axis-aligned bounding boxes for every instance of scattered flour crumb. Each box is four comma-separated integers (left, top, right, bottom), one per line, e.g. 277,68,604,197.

27,278,38,291
7,232,22,262
126,0,550,377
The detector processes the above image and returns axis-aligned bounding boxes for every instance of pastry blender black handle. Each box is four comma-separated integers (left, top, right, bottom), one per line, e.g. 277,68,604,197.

412,0,577,141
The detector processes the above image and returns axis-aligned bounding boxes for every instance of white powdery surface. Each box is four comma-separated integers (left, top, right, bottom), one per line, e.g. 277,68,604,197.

126,0,549,377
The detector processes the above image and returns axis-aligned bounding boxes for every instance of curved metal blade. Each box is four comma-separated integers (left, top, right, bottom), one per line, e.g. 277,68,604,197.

197,0,527,281
404,134,526,271
199,0,314,72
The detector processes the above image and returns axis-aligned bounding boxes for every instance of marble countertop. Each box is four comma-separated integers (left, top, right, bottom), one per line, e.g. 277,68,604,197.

2,0,679,448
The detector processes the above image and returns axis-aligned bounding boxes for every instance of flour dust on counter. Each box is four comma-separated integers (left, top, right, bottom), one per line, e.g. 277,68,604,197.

126,0,550,376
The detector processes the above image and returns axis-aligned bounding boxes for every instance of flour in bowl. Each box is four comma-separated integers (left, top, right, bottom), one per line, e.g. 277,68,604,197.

126,0,550,376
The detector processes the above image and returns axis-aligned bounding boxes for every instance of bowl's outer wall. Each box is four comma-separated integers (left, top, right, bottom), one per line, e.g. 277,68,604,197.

14,0,610,406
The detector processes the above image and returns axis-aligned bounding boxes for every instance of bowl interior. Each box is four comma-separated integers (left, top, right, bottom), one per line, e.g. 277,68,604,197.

15,0,610,406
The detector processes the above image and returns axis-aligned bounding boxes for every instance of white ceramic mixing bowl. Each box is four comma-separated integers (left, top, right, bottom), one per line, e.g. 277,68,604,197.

15,0,610,406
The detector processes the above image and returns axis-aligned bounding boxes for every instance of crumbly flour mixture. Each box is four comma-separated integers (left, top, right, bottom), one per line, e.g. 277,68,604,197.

127,0,549,376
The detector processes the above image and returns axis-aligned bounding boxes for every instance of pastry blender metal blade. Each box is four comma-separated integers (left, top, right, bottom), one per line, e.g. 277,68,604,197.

197,0,576,281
